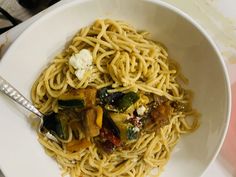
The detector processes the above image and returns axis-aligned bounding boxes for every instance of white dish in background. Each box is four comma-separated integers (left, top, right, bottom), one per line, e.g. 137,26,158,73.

0,0,231,177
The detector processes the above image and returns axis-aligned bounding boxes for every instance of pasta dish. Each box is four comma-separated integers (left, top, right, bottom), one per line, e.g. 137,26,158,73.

31,19,199,177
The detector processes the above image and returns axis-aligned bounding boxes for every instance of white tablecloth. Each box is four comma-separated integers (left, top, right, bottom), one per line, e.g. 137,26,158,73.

0,0,235,177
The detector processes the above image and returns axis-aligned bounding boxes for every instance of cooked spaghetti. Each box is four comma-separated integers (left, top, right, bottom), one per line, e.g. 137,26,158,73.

31,19,199,177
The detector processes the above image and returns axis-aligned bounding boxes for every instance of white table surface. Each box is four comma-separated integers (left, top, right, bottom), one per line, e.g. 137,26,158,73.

0,0,235,177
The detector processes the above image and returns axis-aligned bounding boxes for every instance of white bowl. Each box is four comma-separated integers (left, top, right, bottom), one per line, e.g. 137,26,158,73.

0,0,231,177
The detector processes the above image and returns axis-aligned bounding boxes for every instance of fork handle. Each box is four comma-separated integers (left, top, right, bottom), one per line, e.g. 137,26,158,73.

0,75,43,118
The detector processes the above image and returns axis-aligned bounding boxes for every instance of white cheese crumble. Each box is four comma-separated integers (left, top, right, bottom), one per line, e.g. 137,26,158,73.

75,69,86,80
69,49,93,80
132,126,140,132
137,105,146,116
71,160,77,164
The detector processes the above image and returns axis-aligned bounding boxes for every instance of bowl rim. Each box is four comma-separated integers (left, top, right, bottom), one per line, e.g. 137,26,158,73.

0,0,232,176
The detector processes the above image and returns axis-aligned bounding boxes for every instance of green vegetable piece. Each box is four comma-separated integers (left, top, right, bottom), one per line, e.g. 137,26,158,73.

127,126,138,140
43,112,69,140
56,116,69,140
117,92,139,112
58,99,85,108
104,104,119,112
97,87,124,105
103,110,120,138
42,113,57,132
97,87,109,105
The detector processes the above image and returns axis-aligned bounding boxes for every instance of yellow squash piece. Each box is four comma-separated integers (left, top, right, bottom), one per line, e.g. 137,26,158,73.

58,87,97,107
95,106,103,128
66,138,91,152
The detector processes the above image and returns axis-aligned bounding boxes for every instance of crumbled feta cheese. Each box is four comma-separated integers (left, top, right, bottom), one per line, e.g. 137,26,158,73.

69,49,93,80
132,126,140,132
71,160,77,164
137,106,146,116
75,69,86,80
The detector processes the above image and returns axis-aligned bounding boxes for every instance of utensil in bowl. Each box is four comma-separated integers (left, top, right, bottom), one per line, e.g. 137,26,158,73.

0,75,58,141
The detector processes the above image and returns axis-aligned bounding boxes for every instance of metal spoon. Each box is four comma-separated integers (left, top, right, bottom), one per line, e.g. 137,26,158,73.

0,75,57,141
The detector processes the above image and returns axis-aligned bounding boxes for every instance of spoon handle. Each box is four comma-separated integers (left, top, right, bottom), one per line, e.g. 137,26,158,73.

0,75,43,118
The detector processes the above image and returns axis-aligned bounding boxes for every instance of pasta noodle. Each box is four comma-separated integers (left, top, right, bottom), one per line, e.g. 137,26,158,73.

31,19,199,177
